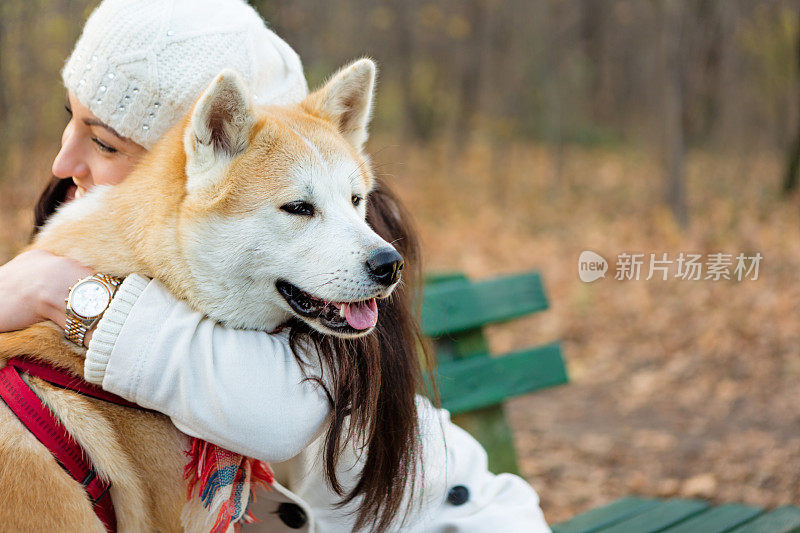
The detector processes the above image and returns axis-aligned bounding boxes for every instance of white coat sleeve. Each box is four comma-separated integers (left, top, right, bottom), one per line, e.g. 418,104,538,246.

84,274,331,463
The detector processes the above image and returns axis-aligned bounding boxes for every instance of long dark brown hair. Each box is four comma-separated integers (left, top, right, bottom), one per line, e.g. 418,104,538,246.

32,176,74,235
34,175,435,531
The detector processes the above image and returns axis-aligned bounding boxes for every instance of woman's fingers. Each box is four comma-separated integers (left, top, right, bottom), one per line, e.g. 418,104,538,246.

0,250,93,332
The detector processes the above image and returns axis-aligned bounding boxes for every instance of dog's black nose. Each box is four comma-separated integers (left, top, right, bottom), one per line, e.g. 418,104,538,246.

366,247,403,287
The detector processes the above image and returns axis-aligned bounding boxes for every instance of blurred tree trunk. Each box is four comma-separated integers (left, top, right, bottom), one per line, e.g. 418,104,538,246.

784,130,800,195
0,3,7,182
707,1,737,148
395,0,416,140
662,0,688,228
581,0,610,122
697,1,723,143
394,0,439,141
542,0,564,196
453,0,489,149
21,1,36,149
782,9,800,195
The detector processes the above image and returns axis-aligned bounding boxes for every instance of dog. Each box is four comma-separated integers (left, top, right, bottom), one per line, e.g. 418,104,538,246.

0,58,401,531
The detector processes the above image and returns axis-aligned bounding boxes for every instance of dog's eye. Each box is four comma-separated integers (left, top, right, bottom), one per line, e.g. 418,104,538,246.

280,201,315,216
352,195,362,207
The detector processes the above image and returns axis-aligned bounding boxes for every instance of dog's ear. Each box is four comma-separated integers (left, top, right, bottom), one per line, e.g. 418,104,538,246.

184,69,255,192
303,58,376,152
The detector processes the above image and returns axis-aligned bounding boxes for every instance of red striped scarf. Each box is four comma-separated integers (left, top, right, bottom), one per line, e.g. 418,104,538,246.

183,438,275,532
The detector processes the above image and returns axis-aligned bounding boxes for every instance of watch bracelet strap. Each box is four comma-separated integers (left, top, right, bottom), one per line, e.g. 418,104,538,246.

65,315,91,346
96,274,124,289
65,274,125,346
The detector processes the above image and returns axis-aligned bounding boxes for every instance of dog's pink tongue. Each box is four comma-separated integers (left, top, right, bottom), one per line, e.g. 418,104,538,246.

342,299,378,330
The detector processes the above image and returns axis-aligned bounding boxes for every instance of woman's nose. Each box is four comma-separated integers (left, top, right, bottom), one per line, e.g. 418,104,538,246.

51,124,89,180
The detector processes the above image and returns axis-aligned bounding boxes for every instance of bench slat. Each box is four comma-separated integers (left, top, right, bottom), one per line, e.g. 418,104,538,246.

436,342,566,414
660,504,764,533
596,499,710,533
728,506,800,533
551,497,660,533
421,272,549,337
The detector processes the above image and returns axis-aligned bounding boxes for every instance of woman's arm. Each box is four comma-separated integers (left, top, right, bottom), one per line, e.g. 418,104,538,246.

0,252,331,463
85,274,331,463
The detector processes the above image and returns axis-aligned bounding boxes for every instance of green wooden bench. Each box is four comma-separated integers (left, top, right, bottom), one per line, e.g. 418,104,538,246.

553,497,800,533
420,271,568,474
421,275,793,531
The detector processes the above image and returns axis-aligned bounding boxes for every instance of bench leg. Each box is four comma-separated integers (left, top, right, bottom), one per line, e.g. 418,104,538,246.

452,404,520,476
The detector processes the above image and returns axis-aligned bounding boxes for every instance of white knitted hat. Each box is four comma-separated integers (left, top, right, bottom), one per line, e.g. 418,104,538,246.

62,0,308,149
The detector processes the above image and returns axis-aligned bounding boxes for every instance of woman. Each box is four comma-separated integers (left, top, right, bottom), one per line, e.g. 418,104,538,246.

0,0,550,531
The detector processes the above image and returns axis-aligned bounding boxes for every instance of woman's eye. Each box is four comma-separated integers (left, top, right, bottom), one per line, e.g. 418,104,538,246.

280,201,315,216
64,105,73,117
92,137,118,154
352,195,362,207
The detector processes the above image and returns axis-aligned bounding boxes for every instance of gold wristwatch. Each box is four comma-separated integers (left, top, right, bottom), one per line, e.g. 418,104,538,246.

64,273,124,347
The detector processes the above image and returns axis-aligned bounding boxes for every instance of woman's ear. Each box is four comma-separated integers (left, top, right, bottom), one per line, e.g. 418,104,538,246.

302,58,376,152
184,69,255,192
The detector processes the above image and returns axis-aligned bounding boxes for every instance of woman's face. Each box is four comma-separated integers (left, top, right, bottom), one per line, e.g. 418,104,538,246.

52,92,146,200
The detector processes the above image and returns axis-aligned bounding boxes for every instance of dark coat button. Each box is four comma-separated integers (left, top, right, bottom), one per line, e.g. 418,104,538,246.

276,502,308,529
446,485,470,506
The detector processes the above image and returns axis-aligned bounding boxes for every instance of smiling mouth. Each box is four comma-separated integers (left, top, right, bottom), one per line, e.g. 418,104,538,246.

69,179,88,200
275,280,379,335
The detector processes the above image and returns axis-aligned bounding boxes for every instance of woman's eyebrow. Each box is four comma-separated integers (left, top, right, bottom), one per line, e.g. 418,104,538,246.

83,118,124,140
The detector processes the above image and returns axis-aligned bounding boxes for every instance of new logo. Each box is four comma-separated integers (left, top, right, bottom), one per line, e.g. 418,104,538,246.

578,250,608,282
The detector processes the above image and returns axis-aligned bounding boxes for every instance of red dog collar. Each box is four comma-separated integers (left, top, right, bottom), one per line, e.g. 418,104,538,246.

0,357,145,532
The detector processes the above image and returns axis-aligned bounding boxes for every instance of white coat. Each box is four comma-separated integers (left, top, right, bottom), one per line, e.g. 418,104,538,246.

86,275,551,532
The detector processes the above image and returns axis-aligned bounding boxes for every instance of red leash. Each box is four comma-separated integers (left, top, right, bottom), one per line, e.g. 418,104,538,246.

0,357,144,532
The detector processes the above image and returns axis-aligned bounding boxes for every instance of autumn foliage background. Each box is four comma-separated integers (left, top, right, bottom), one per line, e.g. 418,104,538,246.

2,0,800,524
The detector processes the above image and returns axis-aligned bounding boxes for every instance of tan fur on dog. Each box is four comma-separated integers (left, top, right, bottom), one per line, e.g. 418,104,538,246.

0,59,382,531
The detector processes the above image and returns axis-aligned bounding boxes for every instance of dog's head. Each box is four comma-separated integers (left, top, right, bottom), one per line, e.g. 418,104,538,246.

178,59,401,337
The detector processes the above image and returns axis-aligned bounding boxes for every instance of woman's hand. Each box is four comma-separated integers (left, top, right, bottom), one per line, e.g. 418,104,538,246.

0,250,93,333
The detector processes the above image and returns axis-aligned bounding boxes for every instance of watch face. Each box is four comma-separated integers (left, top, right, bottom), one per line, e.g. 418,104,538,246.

69,279,112,319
